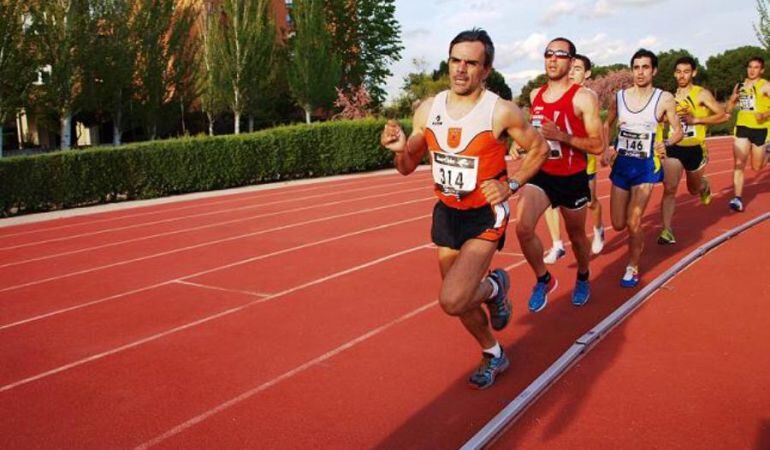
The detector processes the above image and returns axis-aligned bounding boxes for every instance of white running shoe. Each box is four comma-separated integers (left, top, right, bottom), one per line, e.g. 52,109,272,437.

543,246,566,264
591,227,605,254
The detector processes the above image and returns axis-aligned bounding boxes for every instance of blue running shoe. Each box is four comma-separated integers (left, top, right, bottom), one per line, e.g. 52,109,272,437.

468,351,510,390
572,279,590,306
528,276,558,312
728,197,744,212
485,269,511,331
620,266,639,288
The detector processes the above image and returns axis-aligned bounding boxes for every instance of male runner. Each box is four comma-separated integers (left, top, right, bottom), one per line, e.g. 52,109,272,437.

381,29,548,389
658,56,726,244
520,38,604,312
724,56,770,212
604,49,682,287
542,54,606,264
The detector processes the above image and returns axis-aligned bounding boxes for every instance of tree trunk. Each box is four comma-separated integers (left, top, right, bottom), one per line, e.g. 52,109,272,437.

207,112,215,136
248,115,254,133
60,114,72,149
305,107,311,124
234,112,240,134
113,110,122,146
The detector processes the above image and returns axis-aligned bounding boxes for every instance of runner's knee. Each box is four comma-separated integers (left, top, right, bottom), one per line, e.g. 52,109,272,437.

438,288,468,316
515,221,536,241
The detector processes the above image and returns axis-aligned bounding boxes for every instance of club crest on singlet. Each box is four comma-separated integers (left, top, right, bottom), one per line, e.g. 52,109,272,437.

447,128,462,148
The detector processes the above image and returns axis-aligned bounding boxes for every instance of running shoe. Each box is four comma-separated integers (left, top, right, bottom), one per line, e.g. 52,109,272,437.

528,276,558,312
572,279,590,307
543,246,566,264
699,179,712,206
620,266,639,288
468,350,510,390
657,228,676,245
728,197,744,212
591,227,605,254
485,269,511,331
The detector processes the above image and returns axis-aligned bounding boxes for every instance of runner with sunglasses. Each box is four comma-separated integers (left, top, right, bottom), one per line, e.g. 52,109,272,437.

518,38,604,312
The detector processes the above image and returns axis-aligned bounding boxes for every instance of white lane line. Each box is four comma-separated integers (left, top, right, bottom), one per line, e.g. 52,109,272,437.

0,215,432,330
0,243,434,393
0,185,429,268
0,197,434,294
137,256,530,449
0,177,429,251
134,299,440,449
174,280,271,298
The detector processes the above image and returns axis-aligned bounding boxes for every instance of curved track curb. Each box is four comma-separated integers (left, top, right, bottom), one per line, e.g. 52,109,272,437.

461,211,770,450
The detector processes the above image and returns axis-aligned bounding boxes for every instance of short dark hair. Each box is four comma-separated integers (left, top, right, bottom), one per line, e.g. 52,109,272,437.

549,37,576,57
674,56,697,71
574,54,592,72
747,56,765,68
449,28,495,68
630,48,658,69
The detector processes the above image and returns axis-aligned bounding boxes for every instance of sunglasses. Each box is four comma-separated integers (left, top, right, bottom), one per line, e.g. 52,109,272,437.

543,49,572,59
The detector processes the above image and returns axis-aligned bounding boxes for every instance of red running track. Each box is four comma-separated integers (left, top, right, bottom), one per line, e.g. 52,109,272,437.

0,137,767,449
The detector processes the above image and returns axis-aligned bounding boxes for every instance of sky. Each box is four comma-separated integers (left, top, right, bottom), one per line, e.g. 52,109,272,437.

384,0,761,103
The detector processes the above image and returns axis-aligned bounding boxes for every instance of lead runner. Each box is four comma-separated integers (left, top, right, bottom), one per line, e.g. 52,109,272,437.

381,28,548,389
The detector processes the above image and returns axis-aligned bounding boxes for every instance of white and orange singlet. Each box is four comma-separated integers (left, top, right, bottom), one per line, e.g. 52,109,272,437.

424,90,508,210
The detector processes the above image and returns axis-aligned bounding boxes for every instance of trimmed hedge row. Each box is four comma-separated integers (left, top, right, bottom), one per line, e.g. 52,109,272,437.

0,119,410,217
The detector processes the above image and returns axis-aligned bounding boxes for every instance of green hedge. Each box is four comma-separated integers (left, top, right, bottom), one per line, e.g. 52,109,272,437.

0,119,411,217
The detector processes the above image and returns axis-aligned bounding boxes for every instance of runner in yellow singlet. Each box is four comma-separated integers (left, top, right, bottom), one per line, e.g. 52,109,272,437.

724,56,770,212
657,56,726,244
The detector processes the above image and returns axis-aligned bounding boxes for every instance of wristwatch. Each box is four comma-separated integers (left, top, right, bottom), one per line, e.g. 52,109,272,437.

507,179,521,194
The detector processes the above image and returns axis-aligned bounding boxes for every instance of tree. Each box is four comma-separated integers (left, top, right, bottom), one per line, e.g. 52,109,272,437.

28,0,92,149
705,46,770,100
590,63,627,79
517,73,548,107
654,49,707,93
197,3,227,136
213,0,276,134
755,0,770,49
288,0,341,123
324,0,402,106
0,0,36,156
79,0,136,145
585,69,633,110
132,0,198,140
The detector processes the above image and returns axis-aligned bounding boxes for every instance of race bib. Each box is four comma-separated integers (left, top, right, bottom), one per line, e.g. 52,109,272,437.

680,118,696,138
616,125,653,159
431,151,479,196
739,92,756,111
531,116,563,159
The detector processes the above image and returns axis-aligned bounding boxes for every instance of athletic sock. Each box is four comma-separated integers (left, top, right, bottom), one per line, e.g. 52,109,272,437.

482,342,502,358
486,276,499,300
577,270,590,282
553,240,564,250
594,226,603,234
537,271,551,285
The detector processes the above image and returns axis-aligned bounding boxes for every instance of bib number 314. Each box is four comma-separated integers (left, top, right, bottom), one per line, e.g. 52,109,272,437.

432,152,479,196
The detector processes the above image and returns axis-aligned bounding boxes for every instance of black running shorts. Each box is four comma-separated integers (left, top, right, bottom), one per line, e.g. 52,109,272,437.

527,170,590,209
735,125,768,147
666,144,707,172
431,201,509,251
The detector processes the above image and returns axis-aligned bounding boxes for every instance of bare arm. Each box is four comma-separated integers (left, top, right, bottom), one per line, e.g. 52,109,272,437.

602,97,618,165
724,83,741,116
755,82,770,123
480,100,548,205
540,88,603,155
380,98,432,175
688,88,727,125
660,92,683,147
